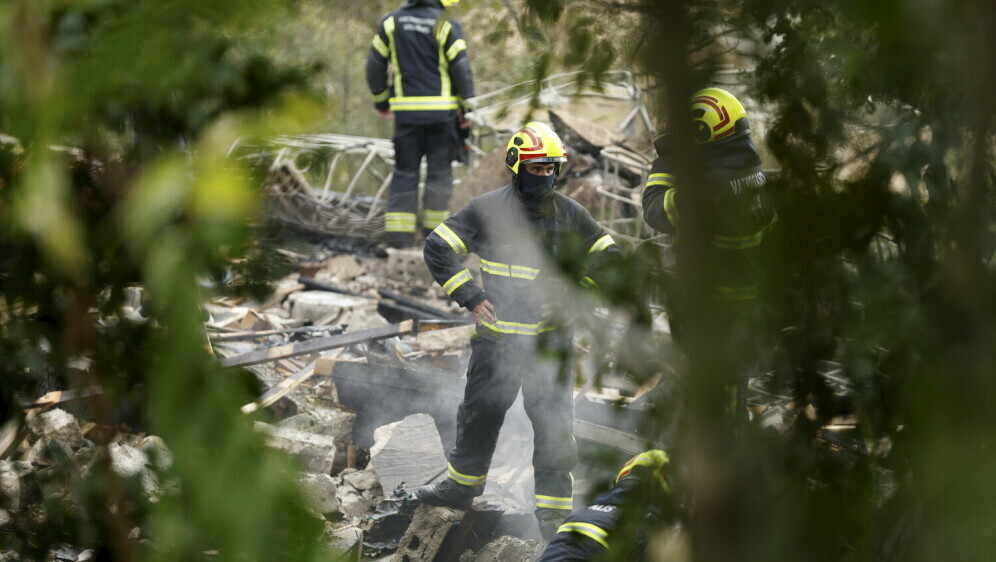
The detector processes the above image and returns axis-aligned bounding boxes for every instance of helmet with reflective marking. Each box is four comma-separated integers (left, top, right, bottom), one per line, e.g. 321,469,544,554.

691,87,748,144
616,449,671,494
440,0,460,6
504,122,568,175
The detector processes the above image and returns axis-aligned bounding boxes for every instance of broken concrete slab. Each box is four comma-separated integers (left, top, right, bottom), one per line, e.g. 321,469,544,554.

385,248,433,286
297,472,339,515
287,291,379,324
277,408,355,449
341,469,382,498
336,481,376,521
463,536,544,562
27,409,84,451
137,436,173,472
414,324,475,352
369,414,448,494
389,504,464,562
326,523,364,558
254,421,338,475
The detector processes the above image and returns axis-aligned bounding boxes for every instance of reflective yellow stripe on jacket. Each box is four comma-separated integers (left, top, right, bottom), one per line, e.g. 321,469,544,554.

479,258,540,280
556,522,609,549
433,223,467,254
390,96,460,111
588,234,617,254
442,269,473,295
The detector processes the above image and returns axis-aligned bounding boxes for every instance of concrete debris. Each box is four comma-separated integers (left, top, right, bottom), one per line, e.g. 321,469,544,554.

326,523,364,557
341,468,382,497
414,324,476,352
390,504,464,562
297,472,340,515
287,291,378,325
254,421,338,475
386,248,433,286
369,414,448,494
316,255,367,283
336,482,376,521
137,436,173,472
27,409,85,451
460,536,544,562
277,409,356,454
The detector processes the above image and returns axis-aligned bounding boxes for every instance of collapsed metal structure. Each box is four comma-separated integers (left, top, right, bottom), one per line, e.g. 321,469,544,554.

232,71,658,242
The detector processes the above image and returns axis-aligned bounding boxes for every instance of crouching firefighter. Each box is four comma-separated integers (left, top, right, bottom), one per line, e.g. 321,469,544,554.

415,122,621,539
366,0,475,248
538,450,675,561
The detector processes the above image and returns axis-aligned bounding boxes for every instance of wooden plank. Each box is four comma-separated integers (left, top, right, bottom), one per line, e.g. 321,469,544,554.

241,354,330,414
20,385,104,409
219,320,413,368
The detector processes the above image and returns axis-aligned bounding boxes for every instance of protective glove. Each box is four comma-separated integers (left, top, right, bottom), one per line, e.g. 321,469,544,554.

616,449,671,494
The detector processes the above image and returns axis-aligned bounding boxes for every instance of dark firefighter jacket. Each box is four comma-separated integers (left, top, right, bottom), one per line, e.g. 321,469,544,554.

537,465,669,562
642,133,775,301
366,0,474,125
424,185,619,345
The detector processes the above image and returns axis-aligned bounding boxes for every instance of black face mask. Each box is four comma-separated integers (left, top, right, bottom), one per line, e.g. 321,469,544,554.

516,169,557,203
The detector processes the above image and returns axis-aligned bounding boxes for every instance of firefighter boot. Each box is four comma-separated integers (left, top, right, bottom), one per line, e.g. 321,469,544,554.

413,479,480,510
536,508,570,540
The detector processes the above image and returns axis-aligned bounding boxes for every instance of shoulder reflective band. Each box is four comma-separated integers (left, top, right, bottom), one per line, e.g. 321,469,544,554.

479,258,540,280
647,172,675,188
433,223,467,254
389,96,460,111
422,209,449,229
436,21,452,98
662,187,679,225
442,269,473,295
384,17,403,98
711,217,778,249
556,522,609,549
535,494,573,510
371,34,390,58
385,212,417,233
447,463,486,486
446,39,467,61
588,234,616,254
372,88,390,103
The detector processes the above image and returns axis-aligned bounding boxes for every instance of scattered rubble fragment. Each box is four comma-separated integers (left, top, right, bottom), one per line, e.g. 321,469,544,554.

369,414,449,495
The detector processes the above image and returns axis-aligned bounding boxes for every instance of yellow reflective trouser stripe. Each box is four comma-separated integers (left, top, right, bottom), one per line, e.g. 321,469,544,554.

433,223,467,254
422,210,449,229
384,17,402,98
390,96,460,111
371,35,389,58
556,522,609,548
436,21,452,98
588,234,616,254
447,463,486,486
712,217,778,249
479,319,561,336
372,89,390,103
446,39,467,61
580,276,597,288
647,172,675,187
479,258,540,280
662,187,679,225
385,212,416,233
442,269,473,295
535,495,573,510
715,285,757,300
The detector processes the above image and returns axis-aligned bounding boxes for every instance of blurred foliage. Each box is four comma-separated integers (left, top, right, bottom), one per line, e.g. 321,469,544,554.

1,0,993,560
0,0,331,560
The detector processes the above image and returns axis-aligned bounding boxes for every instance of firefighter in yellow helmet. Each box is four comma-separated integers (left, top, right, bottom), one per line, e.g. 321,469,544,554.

539,450,676,561
643,87,774,305
417,122,621,539
366,0,474,247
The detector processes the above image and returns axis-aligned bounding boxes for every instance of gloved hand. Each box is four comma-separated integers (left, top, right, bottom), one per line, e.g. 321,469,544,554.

616,449,671,494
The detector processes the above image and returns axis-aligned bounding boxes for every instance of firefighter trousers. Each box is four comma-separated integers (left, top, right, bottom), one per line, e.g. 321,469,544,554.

385,120,455,246
447,337,577,512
